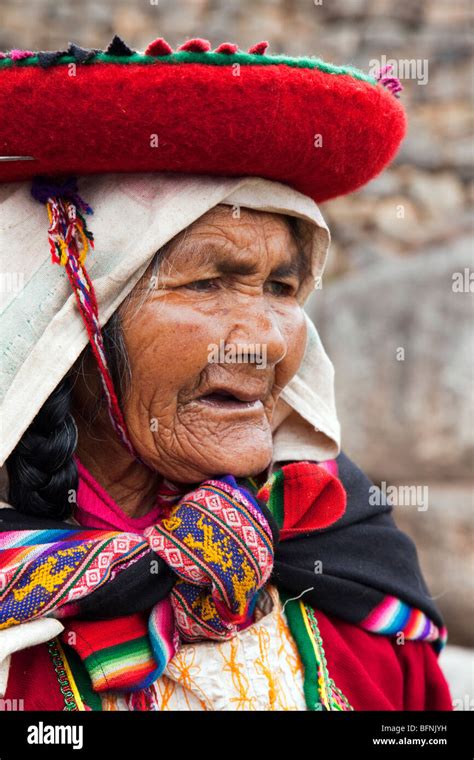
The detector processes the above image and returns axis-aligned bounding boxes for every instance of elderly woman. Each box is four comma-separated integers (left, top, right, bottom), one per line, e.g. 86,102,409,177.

0,37,452,711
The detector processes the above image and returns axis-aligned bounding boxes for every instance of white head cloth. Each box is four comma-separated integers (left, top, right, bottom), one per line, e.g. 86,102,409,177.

0,173,340,481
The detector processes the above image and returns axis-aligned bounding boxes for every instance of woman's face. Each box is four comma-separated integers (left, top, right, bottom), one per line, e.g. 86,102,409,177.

112,206,308,483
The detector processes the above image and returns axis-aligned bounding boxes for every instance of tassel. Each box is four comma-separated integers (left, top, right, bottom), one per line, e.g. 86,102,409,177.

31,176,139,462
178,38,211,53
9,49,35,61
376,64,403,98
248,41,269,55
214,42,239,55
126,685,157,711
145,38,173,56
37,50,68,68
67,43,97,64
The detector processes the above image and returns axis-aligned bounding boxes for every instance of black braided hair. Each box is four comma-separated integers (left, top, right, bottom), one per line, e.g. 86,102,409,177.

5,311,129,520
6,376,79,520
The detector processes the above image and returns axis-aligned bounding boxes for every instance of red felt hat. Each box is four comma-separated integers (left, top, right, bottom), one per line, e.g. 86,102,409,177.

0,36,406,202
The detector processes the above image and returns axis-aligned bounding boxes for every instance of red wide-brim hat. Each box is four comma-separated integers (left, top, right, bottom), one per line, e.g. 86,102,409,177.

0,36,406,201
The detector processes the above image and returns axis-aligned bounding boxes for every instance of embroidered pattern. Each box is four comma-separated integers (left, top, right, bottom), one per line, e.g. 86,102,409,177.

47,638,84,711
0,530,147,629
145,478,274,641
302,604,353,711
100,585,307,711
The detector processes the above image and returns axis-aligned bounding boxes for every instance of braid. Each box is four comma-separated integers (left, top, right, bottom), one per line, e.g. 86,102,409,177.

6,376,78,519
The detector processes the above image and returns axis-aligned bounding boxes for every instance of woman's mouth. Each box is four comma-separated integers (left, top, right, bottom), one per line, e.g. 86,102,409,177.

193,389,265,414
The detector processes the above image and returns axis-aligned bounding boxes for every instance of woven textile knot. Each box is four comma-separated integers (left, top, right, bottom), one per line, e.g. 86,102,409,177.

145,475,275,642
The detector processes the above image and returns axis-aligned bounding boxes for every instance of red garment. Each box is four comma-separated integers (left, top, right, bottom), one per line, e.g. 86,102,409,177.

6,642,65,711
316,610,452,710
5,608,452,710
275,460,347,538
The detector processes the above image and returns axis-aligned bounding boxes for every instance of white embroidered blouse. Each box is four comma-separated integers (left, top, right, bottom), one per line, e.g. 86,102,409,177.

101,584,306,711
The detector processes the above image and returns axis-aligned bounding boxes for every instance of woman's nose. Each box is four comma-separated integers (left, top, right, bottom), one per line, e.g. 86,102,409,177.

224,302,287,367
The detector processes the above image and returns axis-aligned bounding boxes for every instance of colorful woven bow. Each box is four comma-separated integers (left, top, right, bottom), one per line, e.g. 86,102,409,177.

145,475,274,642
0,474,275,692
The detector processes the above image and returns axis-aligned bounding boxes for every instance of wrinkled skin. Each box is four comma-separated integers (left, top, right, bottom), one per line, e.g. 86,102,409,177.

72,206,308,517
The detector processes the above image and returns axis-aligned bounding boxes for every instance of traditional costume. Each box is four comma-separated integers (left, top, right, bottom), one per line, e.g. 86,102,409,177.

0,37,452,711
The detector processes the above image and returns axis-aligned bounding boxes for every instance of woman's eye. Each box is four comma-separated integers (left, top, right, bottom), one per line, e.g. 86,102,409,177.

184,278,296,296
267,281,297,296
185,278,220,292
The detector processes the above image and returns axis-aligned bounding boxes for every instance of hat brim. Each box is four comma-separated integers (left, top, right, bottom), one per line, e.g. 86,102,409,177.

0,49,406,201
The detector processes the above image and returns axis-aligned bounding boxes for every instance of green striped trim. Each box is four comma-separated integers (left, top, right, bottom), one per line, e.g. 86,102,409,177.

279,590,322,711
62,643,102,711
0,50,377,84
84,637,153,683
267,469,285,530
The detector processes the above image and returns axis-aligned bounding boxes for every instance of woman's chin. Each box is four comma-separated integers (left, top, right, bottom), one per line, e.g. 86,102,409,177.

143,423,274,483
167,444,272,483
202,438,273,478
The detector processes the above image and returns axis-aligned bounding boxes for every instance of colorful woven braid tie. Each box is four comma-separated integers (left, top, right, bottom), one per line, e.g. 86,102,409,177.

30,176,140,461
